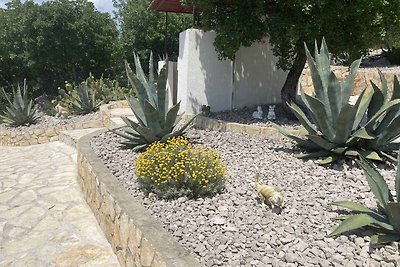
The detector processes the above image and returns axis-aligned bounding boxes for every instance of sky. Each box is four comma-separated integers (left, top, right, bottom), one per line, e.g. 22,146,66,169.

0,0,116,14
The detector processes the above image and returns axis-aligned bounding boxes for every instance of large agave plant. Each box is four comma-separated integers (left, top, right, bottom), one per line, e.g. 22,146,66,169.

72,82,101,114
275,39,400,164
0,80,39,126
330,153,400,245
115,53,196,151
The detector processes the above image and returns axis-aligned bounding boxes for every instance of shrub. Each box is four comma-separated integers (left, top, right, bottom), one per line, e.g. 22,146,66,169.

330,153,400,245
114,53,196,151
275,39,400,164
85,73,130,104
134,136,226,199
72,82,101,114
0,80,39,127
54,74,127,115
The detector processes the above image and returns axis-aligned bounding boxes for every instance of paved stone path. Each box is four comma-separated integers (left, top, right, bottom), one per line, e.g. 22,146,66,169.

0,141,119,266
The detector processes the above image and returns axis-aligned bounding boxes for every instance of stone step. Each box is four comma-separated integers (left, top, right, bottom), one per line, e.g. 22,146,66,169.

109,108,134,118
110,116,137,127
59,128,103,148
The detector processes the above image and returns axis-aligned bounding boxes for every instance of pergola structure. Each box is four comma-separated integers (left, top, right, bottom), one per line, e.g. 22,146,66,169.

148,0,194,13
148,0,199,55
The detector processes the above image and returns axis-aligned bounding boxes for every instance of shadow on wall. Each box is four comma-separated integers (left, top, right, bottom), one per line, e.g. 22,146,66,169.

178,29,287,114
194,30,233,113
234,38,287,108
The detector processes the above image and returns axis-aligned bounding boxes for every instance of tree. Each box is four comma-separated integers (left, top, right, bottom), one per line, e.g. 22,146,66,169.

184,0,394,114
0,0,118,96
114,0,192,66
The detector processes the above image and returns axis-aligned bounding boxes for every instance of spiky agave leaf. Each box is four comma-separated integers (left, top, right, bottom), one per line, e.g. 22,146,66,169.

119,53,196,150
275,39,400,164
0,81,39,127
72,82,101,114
331,152,400,244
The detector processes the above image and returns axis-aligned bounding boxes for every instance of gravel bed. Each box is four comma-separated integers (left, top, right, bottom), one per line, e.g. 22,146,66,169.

91,129,400,267
0,112,100,131
209,103,300,128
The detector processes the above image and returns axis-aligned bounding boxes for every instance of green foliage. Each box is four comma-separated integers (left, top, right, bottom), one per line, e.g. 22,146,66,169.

72,82,101,114
115,53,196,151
86,73,131,104
275,40,400,164
55,74,128,114
382,0,400,65
185,0,391,68
331,154,400,245
0,80,39,127
134,136,226,199
114,0,191,65
0,0,118,95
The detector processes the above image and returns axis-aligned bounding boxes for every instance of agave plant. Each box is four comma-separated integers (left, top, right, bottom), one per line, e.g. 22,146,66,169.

0,80,39,126
114,53,196,151
275,38,400,164
72,82,101,114
330,153,400,244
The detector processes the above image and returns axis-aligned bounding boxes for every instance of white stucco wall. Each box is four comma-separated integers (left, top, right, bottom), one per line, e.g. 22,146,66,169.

178,29,233,114
158,61,178,106
177,29,287,114
233,39,287,108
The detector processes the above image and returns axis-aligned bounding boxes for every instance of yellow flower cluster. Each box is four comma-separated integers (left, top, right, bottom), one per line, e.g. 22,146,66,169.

134,136,226,198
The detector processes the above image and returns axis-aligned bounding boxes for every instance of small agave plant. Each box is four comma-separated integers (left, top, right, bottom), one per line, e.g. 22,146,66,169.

0,80,39,126
275,38,400,164
331,153,400,244
114,53,196,151
72,82,101,114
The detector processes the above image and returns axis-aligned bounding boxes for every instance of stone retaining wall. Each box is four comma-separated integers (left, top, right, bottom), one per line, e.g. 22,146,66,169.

191,115,303,137
299,65,400,96
0,119,103,146
0,100,128,147
100,100,129,126
77,130,202,267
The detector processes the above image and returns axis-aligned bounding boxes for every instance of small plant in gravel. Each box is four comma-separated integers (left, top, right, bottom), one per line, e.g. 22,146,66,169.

72,82,102,114
134,136,226,199
331,153,400,245
275,38,400,164
86,73,130,103
114,53,196,151
0,80,40,127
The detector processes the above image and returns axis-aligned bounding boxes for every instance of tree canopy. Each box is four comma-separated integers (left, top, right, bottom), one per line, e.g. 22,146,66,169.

0,0,118,95
114,0,192,65
183,0,400,111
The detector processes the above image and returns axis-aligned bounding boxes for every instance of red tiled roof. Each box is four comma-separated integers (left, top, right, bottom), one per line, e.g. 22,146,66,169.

148,0,194,13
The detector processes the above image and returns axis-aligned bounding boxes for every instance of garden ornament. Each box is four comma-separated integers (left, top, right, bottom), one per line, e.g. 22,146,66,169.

252,105,263,120
255,173,284,209
55,104,70,119
267,105,276,120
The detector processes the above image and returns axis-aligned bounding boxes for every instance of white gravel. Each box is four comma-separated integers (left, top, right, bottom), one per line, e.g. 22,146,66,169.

0,112,100,131
91,129,400,267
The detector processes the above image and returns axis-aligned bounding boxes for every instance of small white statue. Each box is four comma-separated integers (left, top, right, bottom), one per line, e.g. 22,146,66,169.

267,105,276,120
252,105,263,120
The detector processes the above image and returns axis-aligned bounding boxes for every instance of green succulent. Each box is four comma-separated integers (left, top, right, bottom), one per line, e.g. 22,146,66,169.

0,80,40,127
275,39,400,164
330,153,400,245
114,52,196,151
72,82,101,114
86,73,131,103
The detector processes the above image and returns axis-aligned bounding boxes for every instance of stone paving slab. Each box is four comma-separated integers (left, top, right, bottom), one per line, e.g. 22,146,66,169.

0,141,119,267
109,108,136,127
59,128,104,149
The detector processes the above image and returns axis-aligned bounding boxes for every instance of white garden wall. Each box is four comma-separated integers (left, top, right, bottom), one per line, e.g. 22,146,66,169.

158,61,178,106
177,29,287,115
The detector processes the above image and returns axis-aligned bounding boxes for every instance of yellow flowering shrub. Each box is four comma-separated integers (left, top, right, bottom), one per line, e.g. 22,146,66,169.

134,136,226,199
